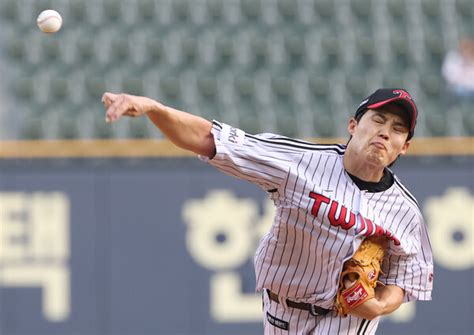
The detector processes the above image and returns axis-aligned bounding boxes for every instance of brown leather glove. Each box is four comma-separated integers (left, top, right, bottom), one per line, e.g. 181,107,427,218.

335,236,388,316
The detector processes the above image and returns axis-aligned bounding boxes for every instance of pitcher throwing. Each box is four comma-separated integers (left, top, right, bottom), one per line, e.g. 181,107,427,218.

102,88,434,334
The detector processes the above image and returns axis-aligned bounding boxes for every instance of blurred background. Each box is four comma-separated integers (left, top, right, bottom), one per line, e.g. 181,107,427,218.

0,0,472,334
1,0,473,140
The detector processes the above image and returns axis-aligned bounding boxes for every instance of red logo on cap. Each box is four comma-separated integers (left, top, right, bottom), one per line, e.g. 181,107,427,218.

393,89,412,100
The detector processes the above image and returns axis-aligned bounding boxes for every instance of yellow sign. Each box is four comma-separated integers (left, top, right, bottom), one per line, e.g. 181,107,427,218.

0,192,70,322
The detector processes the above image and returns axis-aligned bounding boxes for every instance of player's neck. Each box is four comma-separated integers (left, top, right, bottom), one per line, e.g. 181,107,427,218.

343,151,385,182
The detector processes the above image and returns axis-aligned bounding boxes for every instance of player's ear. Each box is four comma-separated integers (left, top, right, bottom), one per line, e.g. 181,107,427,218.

399,139,411,155
347,117,358,135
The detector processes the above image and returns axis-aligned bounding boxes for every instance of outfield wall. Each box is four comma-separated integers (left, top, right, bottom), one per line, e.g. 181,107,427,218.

0,140,472,335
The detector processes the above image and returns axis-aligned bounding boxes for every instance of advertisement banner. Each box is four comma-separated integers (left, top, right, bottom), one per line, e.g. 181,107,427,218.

0,156,472,335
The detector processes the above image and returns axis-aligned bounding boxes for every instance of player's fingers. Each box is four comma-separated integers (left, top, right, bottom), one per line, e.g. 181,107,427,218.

103,93,121,122
101,92,117,108
105,94,129,123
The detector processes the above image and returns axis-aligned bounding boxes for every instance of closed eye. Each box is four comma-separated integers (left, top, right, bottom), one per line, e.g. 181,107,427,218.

373,115,385,124
393,121,409,133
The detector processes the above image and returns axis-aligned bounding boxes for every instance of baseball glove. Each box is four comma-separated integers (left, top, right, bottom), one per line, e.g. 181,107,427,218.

335,236,388,316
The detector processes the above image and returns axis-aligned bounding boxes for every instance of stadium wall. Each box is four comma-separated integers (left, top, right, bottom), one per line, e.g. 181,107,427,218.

0,139,472,335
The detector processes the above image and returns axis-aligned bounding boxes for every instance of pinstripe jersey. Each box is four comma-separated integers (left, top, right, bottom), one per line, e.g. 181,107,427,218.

205,121,434,310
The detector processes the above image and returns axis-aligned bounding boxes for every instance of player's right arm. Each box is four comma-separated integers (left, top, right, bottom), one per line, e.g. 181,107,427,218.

102,92,216,158
349,285,405,320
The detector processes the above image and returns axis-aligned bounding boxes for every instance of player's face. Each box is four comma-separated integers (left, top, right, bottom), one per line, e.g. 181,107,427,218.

347,107,411,168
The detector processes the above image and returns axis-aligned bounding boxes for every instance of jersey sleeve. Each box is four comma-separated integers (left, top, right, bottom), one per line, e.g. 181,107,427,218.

379,216,434,302
202,121,297,192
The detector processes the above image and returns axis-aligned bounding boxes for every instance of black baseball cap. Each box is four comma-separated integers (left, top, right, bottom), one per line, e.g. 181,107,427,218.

355,88,418,140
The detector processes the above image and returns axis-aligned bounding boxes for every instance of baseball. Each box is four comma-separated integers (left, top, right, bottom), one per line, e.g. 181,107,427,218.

37,9,62,33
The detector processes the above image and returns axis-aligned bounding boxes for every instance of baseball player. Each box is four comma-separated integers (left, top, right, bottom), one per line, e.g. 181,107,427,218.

102,88,434,334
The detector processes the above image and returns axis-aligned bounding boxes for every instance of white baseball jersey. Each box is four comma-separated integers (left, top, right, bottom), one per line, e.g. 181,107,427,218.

205,121,434,333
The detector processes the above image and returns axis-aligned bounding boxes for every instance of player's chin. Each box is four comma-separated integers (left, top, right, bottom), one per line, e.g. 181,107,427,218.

366,151,387,167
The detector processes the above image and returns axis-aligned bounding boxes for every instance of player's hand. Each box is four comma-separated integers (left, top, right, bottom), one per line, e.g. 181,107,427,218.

102,92,161,123
347,297,384,320
347,284,404,320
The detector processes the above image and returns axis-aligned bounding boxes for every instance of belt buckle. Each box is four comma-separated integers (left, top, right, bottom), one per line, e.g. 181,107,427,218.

309,304,320,316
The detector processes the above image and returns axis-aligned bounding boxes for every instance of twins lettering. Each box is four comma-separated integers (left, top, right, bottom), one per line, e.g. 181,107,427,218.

309,192,400,245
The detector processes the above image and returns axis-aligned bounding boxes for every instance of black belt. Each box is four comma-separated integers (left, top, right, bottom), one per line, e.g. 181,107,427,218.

266,290,331,316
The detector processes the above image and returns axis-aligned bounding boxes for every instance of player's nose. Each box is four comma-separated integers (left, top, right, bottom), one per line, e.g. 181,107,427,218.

378,125,390,139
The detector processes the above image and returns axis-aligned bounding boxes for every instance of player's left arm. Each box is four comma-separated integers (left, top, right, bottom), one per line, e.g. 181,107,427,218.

349,285,404,320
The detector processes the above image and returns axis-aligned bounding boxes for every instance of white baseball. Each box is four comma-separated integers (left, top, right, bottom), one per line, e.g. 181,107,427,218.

37,9,63,33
